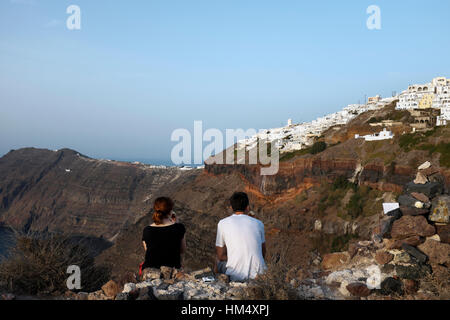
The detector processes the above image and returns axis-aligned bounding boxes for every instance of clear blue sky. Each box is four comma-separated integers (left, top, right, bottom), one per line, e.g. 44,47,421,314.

1,0,450,164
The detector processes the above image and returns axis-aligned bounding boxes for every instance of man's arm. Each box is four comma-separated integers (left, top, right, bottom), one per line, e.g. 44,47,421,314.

142,241,147,252
216,245,227,261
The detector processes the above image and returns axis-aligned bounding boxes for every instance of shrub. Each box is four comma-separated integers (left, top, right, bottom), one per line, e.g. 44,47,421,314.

310,141,327,155
332,176,356,191
239,240,298,300
0,233,110,295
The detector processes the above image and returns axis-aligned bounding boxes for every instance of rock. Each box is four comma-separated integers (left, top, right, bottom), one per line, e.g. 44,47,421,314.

152,287,184,300
314,220,322,231
385,236,424,250
402,244,428,264
128,289,140,300
406,182,443,198
101,280,120,298
391,216,436,239
403,279,419,294
1,293,15,301
115,293,130,301
321,252,350,271
142,268,161,281
191,267,215,280
430,195,450,224
418,161,431,170
421,166,439,177
88,290,109,300
414,172,428,185
385,208,402,220
411,192,430,203
375,251,394,265
415,201,424,209
427,234,441,242
136,286,156,300
123,283,137,293
380,277,404,296
375,216,396,238
77,292,89,300
217,274,230,284
392,251,411,264
398,195,418,207
395,264,431,280
399,206,429,216
160,266,174,280
346,283,371,297
436,224,450,244
418,239,450,265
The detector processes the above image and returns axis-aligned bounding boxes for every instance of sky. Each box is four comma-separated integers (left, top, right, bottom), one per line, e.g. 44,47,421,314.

1,0,450,165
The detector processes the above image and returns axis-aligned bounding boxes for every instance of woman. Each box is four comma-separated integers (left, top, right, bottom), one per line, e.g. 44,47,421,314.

141,197,186,270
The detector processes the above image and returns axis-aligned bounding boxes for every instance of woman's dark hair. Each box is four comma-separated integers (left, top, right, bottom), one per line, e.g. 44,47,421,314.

152,197,174,225
230,192,249,212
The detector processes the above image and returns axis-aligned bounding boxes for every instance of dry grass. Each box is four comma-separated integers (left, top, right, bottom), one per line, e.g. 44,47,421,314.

0,233,110,295
239,240,299,300
420,266,450,300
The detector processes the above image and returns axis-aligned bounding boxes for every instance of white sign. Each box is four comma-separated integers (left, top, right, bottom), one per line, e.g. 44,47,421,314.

383,203,399,214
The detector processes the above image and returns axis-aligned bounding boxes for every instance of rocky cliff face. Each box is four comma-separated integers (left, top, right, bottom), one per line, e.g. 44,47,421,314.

0,148,199,240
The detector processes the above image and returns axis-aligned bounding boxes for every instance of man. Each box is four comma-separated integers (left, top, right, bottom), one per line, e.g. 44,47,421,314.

215,192,267,282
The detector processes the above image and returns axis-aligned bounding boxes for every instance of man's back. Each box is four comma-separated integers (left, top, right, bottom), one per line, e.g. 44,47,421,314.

216,214,266,282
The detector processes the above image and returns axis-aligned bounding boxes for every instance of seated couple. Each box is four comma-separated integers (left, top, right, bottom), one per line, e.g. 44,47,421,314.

141,192,267,282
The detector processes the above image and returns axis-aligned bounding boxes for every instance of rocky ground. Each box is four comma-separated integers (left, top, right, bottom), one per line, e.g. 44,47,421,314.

295,161,450,300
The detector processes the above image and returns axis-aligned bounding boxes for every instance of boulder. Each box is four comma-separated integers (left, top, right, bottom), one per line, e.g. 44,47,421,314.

385,236,424,250
395,264,431,280
406,182,443,198
430,195,450,224
417,239,450,265
421,166,440,177
401,244,428,264
101,280,120,298
436,224,450,244
411,192,430,204
391,216,436,239
398,195,418,207
414,172,428,185
399,206,429,216
346,283,371,297
375,251,394,265
403,279,419,294
380,277,404,296
386,208,402,220
374,216,396,238
321,252,350,271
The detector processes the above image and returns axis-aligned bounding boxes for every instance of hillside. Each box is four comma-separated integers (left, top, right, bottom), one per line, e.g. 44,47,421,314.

1,106,450,285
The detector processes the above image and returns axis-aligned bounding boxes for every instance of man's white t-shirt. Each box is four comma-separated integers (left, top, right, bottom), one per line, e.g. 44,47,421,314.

215,214,267,282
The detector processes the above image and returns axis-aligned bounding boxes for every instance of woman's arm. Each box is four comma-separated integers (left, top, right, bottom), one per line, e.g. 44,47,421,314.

142,241,147,252
180,237,186,254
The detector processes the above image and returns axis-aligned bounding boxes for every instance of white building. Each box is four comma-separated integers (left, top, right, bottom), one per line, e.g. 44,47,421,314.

355,128,394,141
396,76,450,110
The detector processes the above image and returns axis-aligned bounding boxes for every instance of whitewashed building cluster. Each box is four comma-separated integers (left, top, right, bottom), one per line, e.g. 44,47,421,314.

238,97,396,154
396,77,450,125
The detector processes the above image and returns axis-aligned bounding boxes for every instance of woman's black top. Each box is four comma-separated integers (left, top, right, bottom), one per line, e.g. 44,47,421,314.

142,223,186,269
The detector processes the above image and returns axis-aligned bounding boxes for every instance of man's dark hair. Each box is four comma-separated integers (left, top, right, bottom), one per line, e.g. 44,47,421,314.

230,192,249,212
